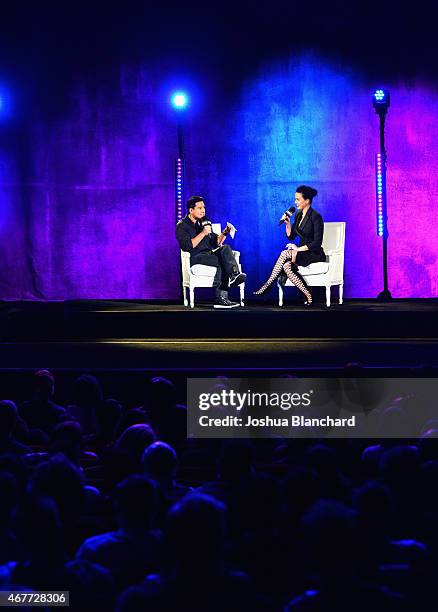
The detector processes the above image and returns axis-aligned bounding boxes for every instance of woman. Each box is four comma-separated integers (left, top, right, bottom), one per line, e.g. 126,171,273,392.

254,185,325,305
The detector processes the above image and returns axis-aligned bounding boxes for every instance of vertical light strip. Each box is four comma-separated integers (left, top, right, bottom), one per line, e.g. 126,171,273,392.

375,152,387,237
175,157,184,221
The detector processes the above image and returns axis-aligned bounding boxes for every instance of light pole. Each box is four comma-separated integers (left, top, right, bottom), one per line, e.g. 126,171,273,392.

171,91,189,222
373,89,392,301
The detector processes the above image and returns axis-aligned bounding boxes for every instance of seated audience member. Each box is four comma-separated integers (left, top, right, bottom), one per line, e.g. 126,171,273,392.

196,440,255,509
142,377,187,449
115,424,156,466
118,493,263,611
0,494,68,591
0,401,30,456
95,398,123,452
48,420,100,474
304,443,351,503
64,559,116,611
102,423,157,492
68,374,103,435
285,500,408,611
76,475,161,589
0,472,18,564
142,442,192,520
28,454,87,554
49,420,84,465
19,370,67,438
114,408,148,440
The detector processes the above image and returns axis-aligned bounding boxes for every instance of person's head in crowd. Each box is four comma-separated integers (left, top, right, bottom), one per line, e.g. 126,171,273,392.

64,560,115,611
28,454,84,526
142,441,178,485
379,445,420,489
116,424,156,464
283,466,321,522
73,374,103,407
114,408,148,440
377,404,411,437
49,421,83,464
145,377,177,412
0,471,18,528
218,440,254,482
305,443,339,475
302,500,361,578
353,480,394,540
33,369,55,400
418,460,438,512
166,493,227,575
96,398,123,443
14,493,64,565
113,475,157,531
0,400,20,442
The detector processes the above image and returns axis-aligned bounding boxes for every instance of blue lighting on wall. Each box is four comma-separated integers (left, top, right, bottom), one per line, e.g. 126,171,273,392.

171,91,189,110
375,152,387,237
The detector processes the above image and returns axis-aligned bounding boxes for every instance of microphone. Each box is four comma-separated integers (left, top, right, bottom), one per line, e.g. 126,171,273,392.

278,206,295,226
201,218,212,228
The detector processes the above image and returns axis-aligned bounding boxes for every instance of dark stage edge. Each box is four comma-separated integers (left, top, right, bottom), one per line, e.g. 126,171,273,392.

0,299,437,370
2,299,438,340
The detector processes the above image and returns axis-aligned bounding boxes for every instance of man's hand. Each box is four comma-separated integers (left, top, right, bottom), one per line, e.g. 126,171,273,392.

202,225,212,235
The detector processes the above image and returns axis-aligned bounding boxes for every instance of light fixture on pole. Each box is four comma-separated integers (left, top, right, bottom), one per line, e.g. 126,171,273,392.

373,88,392,300
171,91,189,222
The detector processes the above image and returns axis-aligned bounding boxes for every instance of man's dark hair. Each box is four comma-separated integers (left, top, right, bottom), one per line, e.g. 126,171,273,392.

186,195,204,212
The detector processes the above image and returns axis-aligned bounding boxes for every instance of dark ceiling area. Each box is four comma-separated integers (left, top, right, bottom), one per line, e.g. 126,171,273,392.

0,1,437,114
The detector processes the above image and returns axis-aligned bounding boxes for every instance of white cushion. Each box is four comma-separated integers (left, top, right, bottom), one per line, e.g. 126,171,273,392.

298,262,330,275
190,264,217,277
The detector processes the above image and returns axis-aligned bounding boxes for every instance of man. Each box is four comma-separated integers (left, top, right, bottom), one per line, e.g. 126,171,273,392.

176,196,246,308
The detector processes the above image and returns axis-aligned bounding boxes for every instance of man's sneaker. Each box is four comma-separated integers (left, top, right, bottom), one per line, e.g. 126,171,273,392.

214,291,240,308
229,271,247,288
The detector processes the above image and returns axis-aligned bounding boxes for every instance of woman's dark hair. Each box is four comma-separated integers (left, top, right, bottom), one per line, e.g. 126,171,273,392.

296,185,318,203
186,195,204,212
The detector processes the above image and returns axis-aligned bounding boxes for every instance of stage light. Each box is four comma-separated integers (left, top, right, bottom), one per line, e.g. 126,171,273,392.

372,89,390,114
171,91,189,110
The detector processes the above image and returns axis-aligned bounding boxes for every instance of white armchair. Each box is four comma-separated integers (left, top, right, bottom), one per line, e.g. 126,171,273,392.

278,221,345,308
181,223,245,308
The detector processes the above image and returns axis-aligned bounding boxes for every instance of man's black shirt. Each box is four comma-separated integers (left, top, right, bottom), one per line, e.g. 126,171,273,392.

176,215,218,260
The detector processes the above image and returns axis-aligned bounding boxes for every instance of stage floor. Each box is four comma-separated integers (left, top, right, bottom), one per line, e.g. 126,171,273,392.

0,299,437,370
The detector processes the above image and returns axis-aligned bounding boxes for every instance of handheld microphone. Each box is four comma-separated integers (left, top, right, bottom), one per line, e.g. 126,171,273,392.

201,218,212,228
278,206,296,226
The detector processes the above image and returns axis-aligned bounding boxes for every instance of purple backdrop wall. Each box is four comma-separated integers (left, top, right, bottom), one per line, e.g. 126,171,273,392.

0,55,437,299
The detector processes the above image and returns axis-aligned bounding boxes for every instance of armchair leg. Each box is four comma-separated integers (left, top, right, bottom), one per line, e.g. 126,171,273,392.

190,287,195,308
278,285,284,307
325,285,331,308
183,286,189,307
240,283,245,307
339,283,344,305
